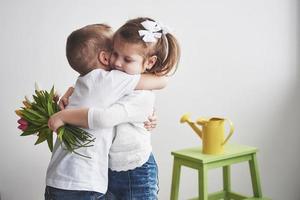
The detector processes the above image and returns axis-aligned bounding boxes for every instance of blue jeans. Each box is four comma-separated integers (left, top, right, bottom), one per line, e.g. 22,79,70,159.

107,153,159,200
44,186,105,200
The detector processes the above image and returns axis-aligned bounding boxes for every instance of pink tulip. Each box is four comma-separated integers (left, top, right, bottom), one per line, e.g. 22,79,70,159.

17,118,28,131
17,118,28,126
18,124,28,131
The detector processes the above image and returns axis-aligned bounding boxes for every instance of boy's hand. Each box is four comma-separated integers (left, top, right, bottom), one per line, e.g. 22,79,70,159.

59,86,74,110
48,112,65,132
144,110,157,131
59,96,69,110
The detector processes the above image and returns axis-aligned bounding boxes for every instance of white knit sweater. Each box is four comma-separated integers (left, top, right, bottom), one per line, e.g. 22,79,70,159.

88,90,155,171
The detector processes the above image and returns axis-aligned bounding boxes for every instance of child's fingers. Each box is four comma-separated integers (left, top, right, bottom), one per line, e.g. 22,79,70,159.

148,115,157,122
59,98,68,110
148,116,157,127
58,99,65,110
59,103,64,110
148,108,157,122
48,118,60,132
144,124,153,131
48,118,54,131
144,121,156,131
63,98,69,107
150,123,157,129
145,110,158,131
54,94,60,103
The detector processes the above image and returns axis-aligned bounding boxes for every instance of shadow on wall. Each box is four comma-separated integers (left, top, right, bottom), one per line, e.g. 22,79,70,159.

261,2,300,199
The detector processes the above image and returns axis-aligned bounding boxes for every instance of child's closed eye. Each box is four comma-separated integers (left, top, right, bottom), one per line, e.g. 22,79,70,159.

124,58,133,63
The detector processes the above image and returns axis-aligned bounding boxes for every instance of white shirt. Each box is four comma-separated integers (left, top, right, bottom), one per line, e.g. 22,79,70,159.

46,69,140,193
88,90,155,171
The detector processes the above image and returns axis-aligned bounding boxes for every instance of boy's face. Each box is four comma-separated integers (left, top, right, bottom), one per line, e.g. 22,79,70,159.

110,37,148,75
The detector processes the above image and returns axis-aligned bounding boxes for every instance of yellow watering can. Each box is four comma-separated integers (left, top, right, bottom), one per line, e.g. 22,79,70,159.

180,114,234,155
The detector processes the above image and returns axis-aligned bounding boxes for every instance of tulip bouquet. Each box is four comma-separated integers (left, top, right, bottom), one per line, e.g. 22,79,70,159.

16,84,95,158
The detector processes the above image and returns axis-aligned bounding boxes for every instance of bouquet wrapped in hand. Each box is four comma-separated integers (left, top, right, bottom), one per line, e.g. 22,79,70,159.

16,83,95,158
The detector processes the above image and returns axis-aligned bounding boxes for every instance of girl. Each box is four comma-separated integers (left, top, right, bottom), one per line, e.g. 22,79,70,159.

107,17,180,200
49,17,180,199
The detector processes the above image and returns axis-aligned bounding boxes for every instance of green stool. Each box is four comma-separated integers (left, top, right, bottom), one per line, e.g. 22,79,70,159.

170,144,270,200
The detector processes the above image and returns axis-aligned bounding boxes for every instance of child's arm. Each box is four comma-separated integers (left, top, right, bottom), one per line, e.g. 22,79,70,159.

48,105,147,131
89,91,154,129
135,74,168,90
48,106,157,132
48,92,155,131
48,108,88,132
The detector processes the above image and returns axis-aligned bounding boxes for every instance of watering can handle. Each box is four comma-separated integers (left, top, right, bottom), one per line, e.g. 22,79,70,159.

222,118,234,145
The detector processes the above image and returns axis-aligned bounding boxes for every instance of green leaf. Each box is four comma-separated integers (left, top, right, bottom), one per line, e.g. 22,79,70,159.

49,86,55,100
31,103,48,116
35,129,48,145
44,90,50,100
57,127,64,143
25,108,47,119
62,135,73,152
35,91,47,111
33,94,43,108
20,111,47,126
20,124,48,136
47,130,54,152
47,101,54,116
20,113,39,125
20,130,37,136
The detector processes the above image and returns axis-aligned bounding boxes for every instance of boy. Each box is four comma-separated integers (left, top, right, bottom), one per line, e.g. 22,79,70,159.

45,24,164,200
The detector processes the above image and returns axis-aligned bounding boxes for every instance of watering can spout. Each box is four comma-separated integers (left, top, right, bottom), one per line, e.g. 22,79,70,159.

180,113,202,139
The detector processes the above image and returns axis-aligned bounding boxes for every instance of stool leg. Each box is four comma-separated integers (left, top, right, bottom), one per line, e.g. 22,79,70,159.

249,153,263,197
223,165,231,200
170,157,181,200
198,165,208,200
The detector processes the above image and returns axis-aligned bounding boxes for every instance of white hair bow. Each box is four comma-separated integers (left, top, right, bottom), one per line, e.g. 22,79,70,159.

138,20,164,43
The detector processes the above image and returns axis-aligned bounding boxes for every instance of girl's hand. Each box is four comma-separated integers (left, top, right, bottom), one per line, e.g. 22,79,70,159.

144,110,157,131
48,112,65,132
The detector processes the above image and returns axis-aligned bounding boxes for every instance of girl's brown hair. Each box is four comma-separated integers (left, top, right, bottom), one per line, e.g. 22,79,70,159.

113,17,180,76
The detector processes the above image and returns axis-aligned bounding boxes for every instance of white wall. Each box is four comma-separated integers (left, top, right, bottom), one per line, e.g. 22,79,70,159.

0,0,299,199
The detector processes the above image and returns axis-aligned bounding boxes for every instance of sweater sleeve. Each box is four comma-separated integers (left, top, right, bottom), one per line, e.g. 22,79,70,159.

88,105,128,129
88,91,155,129
107,70,141,97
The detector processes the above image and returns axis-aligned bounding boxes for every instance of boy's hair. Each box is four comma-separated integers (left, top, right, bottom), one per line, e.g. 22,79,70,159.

66,24,113,75
113,17,180,76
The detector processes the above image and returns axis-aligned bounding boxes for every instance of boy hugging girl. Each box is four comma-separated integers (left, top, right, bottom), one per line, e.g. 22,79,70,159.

45,17,180,200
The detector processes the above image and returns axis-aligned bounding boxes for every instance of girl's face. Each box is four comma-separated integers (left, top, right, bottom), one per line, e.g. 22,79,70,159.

110,37,155,75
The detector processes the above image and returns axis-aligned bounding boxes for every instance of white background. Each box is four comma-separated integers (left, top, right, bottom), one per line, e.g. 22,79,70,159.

0,0,299,199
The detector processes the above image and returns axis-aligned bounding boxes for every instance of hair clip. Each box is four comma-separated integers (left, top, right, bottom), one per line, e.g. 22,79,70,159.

138,20,163,43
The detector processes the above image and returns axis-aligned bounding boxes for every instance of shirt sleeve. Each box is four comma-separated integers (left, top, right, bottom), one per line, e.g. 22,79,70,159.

88,92,154,129
108,70,141,97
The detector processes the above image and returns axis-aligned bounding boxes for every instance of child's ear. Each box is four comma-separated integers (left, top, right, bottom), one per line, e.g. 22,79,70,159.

98,51,110,66
145,55,157,70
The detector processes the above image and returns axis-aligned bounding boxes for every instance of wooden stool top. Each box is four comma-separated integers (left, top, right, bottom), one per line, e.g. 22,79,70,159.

171,143,258,164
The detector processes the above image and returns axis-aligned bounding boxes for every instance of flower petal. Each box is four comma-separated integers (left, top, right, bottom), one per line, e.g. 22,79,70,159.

18,124,28,131
18,118,28,125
